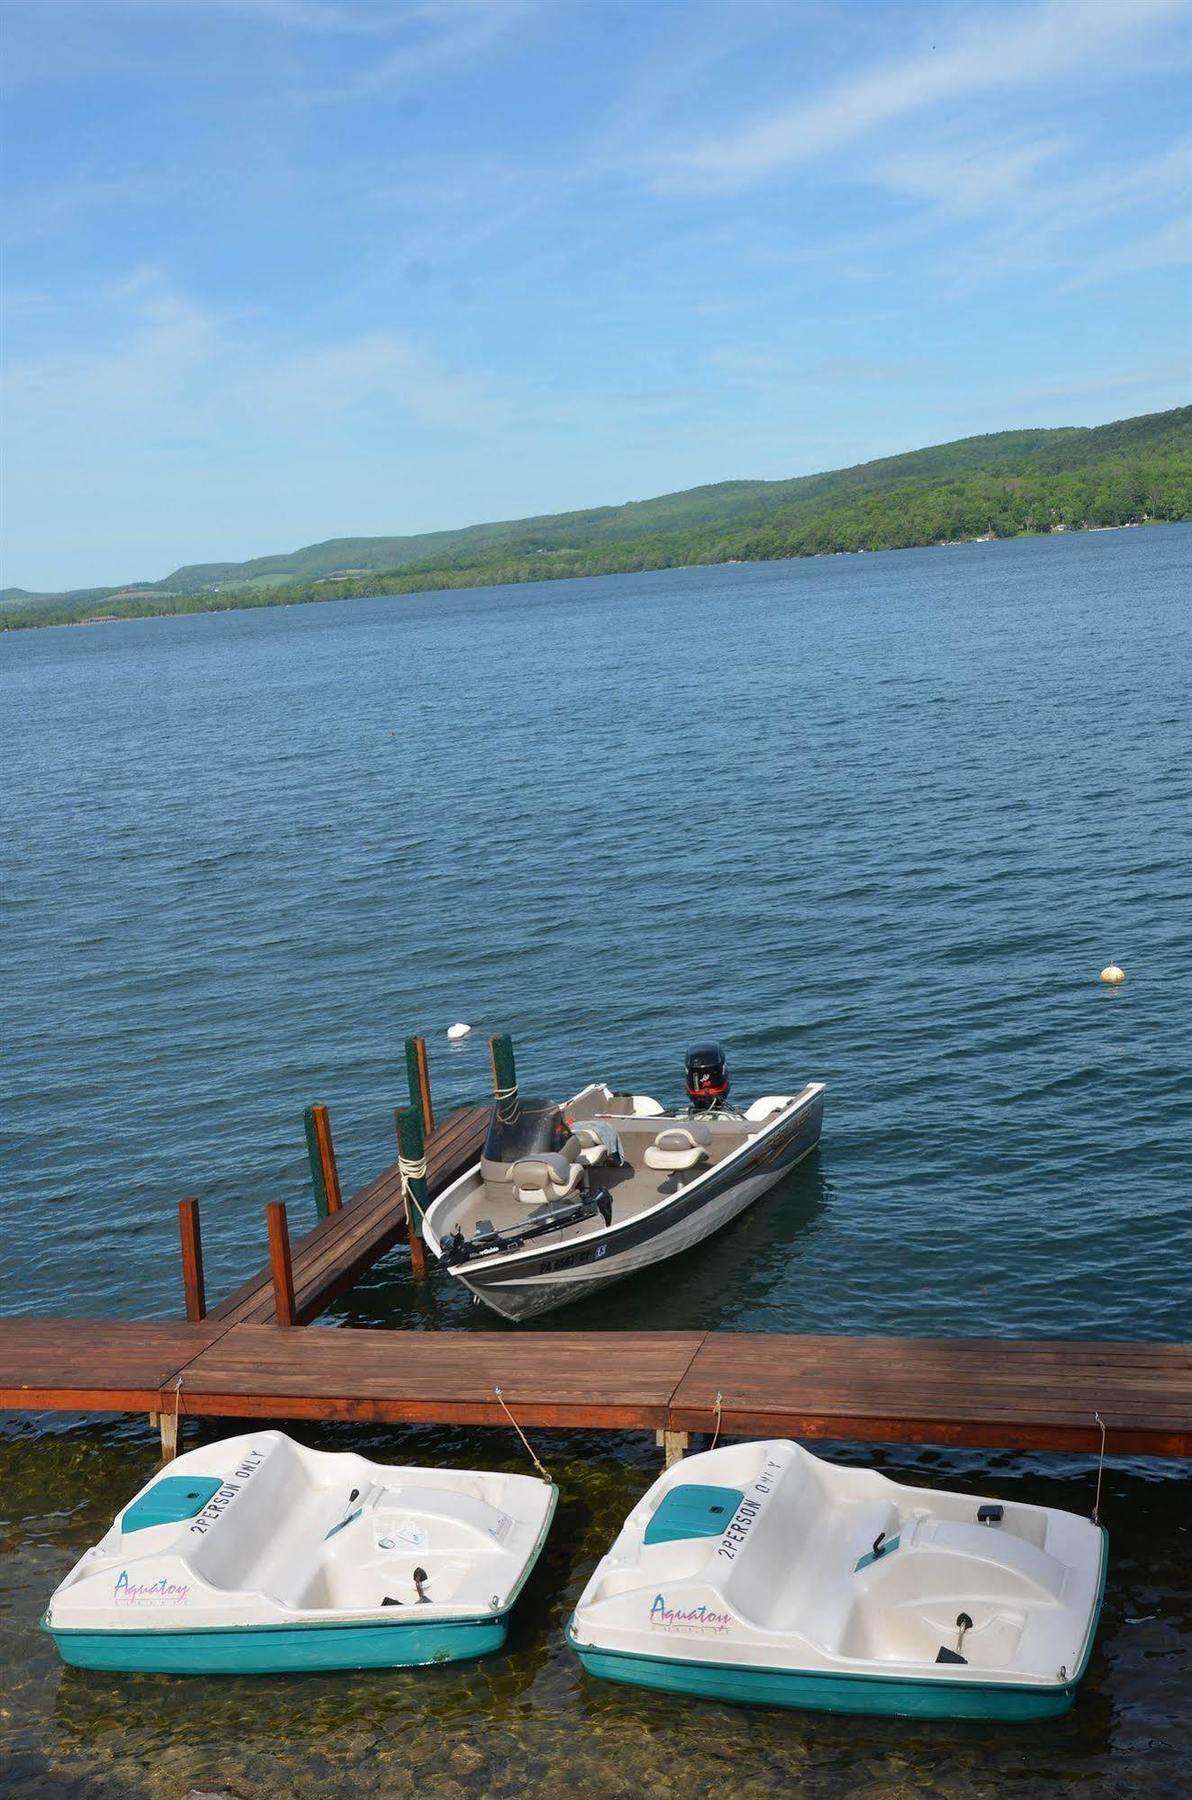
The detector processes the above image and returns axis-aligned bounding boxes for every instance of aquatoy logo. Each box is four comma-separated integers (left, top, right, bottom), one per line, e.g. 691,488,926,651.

114,1571,190,1606
649,1594,731,1634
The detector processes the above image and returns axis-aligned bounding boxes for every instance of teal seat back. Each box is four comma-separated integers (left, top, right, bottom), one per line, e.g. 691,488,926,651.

644,1484,744,1545
122,1475,224,1533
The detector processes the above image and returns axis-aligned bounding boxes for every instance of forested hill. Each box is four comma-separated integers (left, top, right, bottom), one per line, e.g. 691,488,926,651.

5,405,1189,629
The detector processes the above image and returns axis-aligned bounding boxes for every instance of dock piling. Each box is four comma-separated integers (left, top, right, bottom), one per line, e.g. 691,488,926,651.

158,1408,180,1463
304,1104,343,1219
405,1035,434,1141
489,1032,518,1119
395,1105,429,1280
177,1197,206,1322
266,1201,298,1326
656,1428,689,1469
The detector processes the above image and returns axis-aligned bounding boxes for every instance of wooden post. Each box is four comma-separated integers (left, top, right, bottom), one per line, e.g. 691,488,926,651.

405,1034,434,1141
489,1032,518,1119
395,1104,429,1280
159,1410,180,1462
267,1201,298,1326
177,1196,206,1322
656,1428,688,1469
304,1103,342,1218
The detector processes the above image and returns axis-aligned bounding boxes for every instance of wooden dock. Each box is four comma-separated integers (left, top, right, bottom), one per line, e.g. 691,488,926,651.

210,1103,488,1326
2,1319,1188,1462
3,1036,1188,1468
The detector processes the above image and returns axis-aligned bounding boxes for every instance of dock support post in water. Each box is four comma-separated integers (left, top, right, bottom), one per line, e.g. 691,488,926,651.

148,1401,182,1462
395,1105,429,1280
304,1104,343,1219
489,1032,519,1121
405,1035,434,1141
656,1429,688,1469
266,1201,298,1326
177,1197,206,1322
158,1408,180,1463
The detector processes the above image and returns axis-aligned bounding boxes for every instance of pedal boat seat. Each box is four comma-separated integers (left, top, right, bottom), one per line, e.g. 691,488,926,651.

510,1152,585,1206
643,1122,712,1172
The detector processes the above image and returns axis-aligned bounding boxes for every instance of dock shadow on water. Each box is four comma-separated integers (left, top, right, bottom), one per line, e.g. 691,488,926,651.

3,1418,1189,1799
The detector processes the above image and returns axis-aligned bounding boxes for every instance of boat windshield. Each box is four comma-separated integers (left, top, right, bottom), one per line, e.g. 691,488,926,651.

482,1099,568,1164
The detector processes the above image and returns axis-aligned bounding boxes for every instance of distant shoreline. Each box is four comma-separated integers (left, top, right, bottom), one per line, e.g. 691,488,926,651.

9,516,1186,635
5,402,1188,631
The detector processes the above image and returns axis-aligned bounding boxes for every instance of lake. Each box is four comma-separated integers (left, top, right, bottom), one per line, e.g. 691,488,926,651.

2,525,1190,1795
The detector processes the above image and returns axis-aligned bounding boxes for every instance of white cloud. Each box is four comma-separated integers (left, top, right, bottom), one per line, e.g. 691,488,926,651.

1073,214,1192,284
938,132,1192,284
211,0,395,30
1007,359,1192,405
1,271,220,434
258,328,496,431
707,347,902,386
877,134,1070,217
0,270,495,451
321,0,534,97
649,0,1192,193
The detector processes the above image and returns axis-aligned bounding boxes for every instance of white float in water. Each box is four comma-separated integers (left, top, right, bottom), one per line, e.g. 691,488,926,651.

447,1022,472,1040
1100,965,1126,984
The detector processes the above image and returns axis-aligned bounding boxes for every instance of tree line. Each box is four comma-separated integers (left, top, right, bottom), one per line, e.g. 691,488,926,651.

5,436,1188,631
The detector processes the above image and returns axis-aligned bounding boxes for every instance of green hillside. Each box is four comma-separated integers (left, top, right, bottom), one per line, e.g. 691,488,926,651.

5,405,1189,629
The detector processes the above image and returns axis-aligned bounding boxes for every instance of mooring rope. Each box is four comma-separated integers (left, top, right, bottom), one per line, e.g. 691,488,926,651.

398,1152,428,1230
709,1391,724,1452
494,1385,551,1481
1092,1411,1107,1524
493,1081,521,1125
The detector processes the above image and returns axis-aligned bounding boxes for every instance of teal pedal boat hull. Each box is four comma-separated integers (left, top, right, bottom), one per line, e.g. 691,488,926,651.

567,1624,1085,1720
48,1613,508,1675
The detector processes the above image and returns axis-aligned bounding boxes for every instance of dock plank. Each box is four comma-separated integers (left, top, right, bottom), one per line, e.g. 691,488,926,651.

0,1319,226,1412
173,1324,707,1431
2,1318,1188,1459
668,1334,1192,1457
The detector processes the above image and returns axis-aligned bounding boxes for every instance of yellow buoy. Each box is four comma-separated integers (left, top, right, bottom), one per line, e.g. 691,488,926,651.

1100,965,1126,984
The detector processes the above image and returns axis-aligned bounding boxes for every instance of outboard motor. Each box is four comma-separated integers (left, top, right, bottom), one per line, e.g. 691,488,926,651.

685,1041,730,1111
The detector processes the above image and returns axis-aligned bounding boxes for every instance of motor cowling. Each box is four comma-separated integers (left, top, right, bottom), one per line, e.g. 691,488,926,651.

685,1041,730,1110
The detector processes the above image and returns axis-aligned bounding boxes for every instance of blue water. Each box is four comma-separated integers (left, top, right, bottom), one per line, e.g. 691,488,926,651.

2,527,1190,1797
4,526,1190,1337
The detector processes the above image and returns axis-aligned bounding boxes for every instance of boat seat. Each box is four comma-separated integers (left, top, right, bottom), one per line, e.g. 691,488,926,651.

510,1153,585,1206
643,1123,712,1173
572,1122,620,1168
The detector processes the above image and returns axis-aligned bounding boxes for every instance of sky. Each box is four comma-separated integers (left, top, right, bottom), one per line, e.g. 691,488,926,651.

2,0,1190,592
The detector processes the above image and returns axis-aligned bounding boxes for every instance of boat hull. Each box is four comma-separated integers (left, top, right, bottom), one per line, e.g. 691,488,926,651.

449,1087,824,1321
47,1613,508,1675
566,1630,1081,1720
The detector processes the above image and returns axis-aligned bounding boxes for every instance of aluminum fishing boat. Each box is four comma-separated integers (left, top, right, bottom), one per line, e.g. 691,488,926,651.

44,1431,556,1674
422,1042,825,1321
568,1440,1107,1720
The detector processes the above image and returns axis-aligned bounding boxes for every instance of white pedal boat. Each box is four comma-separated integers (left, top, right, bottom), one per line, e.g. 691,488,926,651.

44,1431,556,1674
568,1440,1107,1720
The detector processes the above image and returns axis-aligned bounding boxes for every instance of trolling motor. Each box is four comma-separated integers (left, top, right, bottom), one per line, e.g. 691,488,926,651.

440,1186,613,1266
685,1042,731,1111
